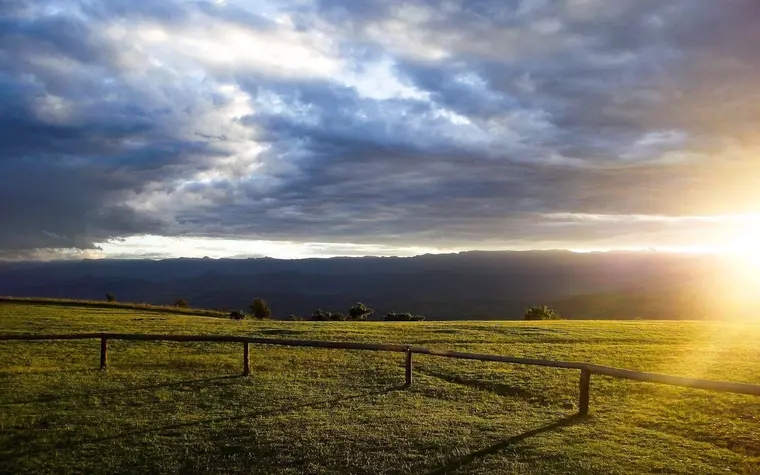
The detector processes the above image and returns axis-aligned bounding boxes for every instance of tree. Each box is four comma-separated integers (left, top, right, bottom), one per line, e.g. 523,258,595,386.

174,298,188,308
524,305,561,321
384,312,424,321
348,302,373,321
105,293,116,302
250,298,272,319
310,309,330,321
310,308,359,322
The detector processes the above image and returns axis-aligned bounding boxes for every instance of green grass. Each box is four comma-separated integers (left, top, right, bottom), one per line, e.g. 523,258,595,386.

1,304,759,474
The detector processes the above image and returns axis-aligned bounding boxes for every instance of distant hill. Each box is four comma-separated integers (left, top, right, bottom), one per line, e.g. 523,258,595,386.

0,296,227,318
0,251,755,320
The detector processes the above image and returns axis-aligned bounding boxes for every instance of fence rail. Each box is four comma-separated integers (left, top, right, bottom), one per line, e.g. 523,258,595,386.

2,332,760,414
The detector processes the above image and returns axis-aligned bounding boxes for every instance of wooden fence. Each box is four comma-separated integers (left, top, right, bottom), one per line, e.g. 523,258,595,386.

2,332,760,415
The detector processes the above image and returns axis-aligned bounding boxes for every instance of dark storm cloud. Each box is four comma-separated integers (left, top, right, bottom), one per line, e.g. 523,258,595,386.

1,0,759,257
0,1,241,250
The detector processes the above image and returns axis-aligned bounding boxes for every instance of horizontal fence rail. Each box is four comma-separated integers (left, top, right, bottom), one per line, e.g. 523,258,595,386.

0,333,410,352
409,346,587,370
2,333,760,414
585,364,760,397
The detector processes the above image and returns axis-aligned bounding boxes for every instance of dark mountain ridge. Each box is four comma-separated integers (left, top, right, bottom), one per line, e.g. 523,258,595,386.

0,251,751,320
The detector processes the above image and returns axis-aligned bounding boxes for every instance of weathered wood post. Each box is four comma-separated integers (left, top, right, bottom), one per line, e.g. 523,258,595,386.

243,342,250,376
100,336,108,370
579,368,590,415
405,345,413,387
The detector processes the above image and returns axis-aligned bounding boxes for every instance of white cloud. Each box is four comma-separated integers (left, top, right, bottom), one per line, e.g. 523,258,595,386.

95,235,452,259
340,57,428,100
109,13,341,80
542,213,760,224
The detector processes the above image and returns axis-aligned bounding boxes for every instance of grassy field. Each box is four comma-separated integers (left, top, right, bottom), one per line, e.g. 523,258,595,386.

1,304,759,474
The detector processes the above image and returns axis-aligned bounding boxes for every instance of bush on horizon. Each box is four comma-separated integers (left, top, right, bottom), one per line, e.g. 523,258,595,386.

384,312,425,321
229,310,246,320
348,302,373,321
524,305,561,320
250,298,272,319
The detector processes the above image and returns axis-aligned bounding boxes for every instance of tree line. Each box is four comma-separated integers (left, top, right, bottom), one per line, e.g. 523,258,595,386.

105,293,561,321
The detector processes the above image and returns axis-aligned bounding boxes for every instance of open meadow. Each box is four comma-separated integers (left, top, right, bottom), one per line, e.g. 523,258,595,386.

1,303,759,474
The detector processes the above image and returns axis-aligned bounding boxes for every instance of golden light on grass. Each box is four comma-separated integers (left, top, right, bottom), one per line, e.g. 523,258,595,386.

657,216,760,378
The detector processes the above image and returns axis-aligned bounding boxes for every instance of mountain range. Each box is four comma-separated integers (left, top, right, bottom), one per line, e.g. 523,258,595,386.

0,251,754,320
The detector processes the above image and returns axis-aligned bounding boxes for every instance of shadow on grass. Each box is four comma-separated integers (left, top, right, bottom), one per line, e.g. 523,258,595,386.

2,385,407,462
0,368,96,379
416,368,557,408
259,329,309,337
420,369,536,399
0,375,240,406
424,414,587,475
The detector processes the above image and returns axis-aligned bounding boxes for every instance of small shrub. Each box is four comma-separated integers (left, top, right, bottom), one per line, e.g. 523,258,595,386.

229,310,246,320
309,308,362,321
250,298,272,320
286,314,303,321
524,305,561,321
384,312,425,321
174,298,188,308
348,302,373,321
105,293,116,302
310,309,331,321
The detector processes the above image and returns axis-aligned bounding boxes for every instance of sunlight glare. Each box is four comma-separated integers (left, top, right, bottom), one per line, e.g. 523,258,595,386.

721,217,760,314
728,217,760,263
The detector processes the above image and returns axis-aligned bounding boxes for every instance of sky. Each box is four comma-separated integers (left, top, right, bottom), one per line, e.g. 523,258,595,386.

1,0,760,260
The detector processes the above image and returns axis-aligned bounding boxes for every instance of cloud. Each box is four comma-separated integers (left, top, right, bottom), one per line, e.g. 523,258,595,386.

1,0,759,258
93,235,448,260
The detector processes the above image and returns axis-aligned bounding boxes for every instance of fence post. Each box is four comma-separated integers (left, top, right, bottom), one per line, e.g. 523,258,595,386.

243,342,250,376
100,336,108,370
579,368,590,415
405,345,413,387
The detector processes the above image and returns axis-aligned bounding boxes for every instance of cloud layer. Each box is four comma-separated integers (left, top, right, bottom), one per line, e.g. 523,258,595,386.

1,0,760,257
